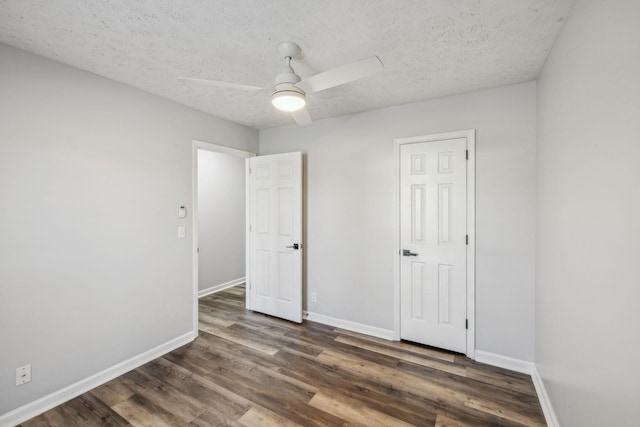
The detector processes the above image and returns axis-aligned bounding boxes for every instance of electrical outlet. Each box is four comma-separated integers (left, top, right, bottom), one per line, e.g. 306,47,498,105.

16,364,31,386
311,292,317,302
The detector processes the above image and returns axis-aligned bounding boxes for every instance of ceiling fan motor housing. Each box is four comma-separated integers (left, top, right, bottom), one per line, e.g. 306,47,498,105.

272,60,306,112
273,62,303,91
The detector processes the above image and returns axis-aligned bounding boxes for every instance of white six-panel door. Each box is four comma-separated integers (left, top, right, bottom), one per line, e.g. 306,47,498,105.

247,152,303,323
400,138,468,353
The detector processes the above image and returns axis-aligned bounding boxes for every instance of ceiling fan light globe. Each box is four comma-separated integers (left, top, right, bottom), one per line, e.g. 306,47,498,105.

272,90,306,112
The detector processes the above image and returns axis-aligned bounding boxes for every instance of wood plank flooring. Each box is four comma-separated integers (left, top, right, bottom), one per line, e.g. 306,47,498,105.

20,285,546,426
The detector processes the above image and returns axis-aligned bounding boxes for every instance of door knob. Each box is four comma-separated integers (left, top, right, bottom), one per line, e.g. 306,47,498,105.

286,243,300,250
402,249,418,256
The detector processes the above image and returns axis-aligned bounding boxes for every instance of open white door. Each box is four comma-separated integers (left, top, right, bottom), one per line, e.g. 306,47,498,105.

246,152,303,323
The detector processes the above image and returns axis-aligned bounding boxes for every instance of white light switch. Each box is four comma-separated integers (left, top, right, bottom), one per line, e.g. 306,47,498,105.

178,226,186,239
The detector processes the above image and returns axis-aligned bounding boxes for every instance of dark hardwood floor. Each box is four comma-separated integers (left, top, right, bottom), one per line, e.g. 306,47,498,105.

21,285,545,426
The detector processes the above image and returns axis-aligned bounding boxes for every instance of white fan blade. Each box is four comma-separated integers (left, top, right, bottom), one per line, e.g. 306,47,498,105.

290,107,312,126
177,77,263,91
296,56,383,94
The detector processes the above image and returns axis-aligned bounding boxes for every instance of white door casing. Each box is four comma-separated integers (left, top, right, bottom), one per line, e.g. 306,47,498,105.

246,152,303,323
394,130,475,357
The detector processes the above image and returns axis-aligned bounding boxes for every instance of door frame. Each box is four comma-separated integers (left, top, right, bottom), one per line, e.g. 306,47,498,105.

191,140,256,335
393,129,476,359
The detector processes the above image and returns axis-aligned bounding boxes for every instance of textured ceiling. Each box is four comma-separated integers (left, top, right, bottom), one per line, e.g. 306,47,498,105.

0,0,573,129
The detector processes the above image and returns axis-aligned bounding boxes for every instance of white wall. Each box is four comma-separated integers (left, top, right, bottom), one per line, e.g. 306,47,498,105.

536,1,640,425
260,81,537,361
0,43,257,418
197,150,246,292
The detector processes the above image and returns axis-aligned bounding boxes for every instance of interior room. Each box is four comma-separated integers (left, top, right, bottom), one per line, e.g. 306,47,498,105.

1,1,638,426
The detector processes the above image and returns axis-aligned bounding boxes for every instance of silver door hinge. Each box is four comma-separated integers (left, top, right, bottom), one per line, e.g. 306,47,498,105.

249,167,252,174
466,235,469,245
249,225,252,232
466,319,469,329
466,150,469,160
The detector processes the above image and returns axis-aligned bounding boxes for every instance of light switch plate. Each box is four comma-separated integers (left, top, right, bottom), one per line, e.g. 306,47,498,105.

16,364,31,386
178,226,186,239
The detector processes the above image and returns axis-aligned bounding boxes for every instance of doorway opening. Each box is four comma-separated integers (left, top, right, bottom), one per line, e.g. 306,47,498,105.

191,140,255,333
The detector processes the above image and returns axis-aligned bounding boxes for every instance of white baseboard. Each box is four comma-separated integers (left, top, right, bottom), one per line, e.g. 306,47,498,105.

474,351,559,427
531,366,560,427
305,311,395,340
0,331,196,427
474,350,534,374
198,277,245,298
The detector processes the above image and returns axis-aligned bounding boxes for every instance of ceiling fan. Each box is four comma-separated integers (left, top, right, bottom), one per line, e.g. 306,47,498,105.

178,42,384,126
